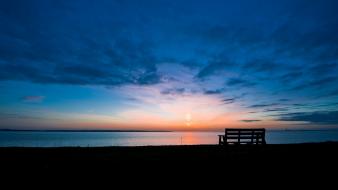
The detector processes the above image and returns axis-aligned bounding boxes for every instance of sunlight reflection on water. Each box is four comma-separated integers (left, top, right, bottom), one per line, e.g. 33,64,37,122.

1,130,338,147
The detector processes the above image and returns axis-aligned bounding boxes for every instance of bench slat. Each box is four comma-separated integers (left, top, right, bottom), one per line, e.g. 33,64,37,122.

225,132,264,135
225,136,263,139
225,128,265,131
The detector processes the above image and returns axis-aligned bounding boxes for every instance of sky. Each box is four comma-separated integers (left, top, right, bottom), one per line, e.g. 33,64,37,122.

0,0,338,131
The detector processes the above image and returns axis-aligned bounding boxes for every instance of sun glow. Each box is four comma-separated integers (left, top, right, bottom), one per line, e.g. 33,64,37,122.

112,83,258,130
185,113,192,126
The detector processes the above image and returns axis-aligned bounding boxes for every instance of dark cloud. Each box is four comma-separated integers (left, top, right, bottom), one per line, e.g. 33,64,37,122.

226,78,256,87
0,38,161,86
292,104,306,107
248,103,279,108
222,98,236,104
264,108,288,112
308,63,338,76
240,119,261,122
267,1,338,55
204,89,224,95
307,77,337,87
291,76,338,91
318,89,338,98
247,111,258,114
56,65,111,78
196,55,234,79
161,88,185,95
0,0,161,87
279,99,290,102
188,0,338,100
242,59,282,74
279,72,303,82
180,59,204,69
277,111,338,125
0,113,43,120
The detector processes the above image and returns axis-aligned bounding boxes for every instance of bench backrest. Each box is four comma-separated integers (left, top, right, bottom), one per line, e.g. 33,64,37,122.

224,128,266,144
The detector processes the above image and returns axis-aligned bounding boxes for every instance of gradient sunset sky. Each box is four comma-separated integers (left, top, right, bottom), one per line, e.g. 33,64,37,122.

1,0,338,131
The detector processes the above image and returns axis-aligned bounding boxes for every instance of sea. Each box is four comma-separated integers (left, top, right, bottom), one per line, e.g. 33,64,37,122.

1,130,338,147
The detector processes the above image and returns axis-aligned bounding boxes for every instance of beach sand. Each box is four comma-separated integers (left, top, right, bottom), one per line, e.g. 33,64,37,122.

1,142,338,171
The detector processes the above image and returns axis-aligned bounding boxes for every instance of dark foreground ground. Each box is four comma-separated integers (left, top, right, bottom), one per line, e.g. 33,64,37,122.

1,142,338,181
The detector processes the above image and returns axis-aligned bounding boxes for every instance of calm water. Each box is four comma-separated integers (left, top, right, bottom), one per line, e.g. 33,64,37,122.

1,130,338,147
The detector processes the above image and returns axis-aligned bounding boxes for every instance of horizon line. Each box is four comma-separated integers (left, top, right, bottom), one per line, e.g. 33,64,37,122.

1,128,338,132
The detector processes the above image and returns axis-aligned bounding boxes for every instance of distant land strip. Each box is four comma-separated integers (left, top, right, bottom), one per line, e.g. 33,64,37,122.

0,129,172,132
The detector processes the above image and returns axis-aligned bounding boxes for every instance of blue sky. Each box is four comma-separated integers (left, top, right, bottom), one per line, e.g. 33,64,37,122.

0,0,338,131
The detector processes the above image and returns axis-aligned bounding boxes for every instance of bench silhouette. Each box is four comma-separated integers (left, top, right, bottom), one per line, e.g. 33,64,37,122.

218,128,266,145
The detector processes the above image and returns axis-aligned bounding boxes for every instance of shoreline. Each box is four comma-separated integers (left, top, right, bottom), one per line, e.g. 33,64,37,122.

1,141,338,148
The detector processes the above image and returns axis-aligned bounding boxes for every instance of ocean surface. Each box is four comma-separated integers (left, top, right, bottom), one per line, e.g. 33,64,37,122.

1,130,338,147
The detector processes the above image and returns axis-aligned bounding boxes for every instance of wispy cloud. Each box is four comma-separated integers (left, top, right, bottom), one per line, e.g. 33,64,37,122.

291,77,338,91
160,88,186,95
264,108,288,112
247,103,279,108
222,98,236,104
196,57,234,79
21,96,45,103
276,111,338,125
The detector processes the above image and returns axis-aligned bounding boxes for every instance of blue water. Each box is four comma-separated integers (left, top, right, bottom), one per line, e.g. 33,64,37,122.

0,130,338,147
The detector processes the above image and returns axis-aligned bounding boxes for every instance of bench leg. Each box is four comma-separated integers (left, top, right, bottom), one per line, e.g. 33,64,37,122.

219,136,225,145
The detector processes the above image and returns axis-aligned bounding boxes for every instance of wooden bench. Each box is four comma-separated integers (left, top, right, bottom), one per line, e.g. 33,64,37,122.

218,128,266,145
